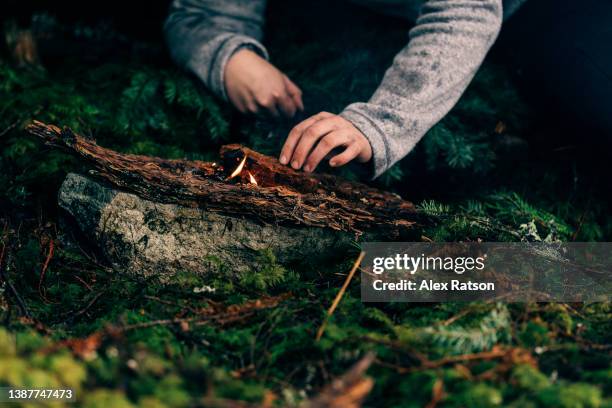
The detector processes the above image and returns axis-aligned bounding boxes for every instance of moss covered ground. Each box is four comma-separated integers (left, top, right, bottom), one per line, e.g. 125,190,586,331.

0,1,610,406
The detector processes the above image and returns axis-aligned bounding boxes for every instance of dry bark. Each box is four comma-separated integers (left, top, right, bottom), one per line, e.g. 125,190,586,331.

27,120,419,238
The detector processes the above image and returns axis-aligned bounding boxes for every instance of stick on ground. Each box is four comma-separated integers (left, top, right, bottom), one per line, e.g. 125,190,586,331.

316,251,365,341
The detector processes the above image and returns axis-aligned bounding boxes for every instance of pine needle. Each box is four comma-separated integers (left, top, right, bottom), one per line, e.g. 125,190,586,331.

316,251,365,342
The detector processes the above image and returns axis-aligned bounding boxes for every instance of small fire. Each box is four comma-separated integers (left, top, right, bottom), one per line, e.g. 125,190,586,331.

247,171,258,185
227,154,247,180
226,154,258,185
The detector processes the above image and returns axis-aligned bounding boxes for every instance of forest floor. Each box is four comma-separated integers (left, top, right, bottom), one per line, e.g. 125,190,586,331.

0,1,610,407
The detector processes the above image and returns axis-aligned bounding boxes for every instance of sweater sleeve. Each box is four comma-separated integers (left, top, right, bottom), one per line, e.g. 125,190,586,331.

164,0,268,100
340,0,503,178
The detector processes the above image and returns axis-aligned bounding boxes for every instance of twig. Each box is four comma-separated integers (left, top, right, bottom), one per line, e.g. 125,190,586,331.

440,308,472,326
374,346,533,374
305,352,376,408
571,194,591,241
359,335,430,366
0,119,19,138
144,294,199,313
425,378,445,408
119,311,256,331
0,106,43,138
316,252,365,341
72,274,93,291
38,238,55,303
121,293,290,332
69,291,104,320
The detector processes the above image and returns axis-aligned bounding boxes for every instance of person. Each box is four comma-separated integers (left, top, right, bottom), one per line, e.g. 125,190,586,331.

163,0,526,178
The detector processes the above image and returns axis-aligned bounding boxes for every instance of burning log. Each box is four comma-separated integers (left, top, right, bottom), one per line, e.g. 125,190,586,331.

27,121,421,277
27,121,419,235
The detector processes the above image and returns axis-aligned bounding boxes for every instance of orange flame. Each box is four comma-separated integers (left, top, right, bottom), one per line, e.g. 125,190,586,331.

247,171,258,185
227,154,247,180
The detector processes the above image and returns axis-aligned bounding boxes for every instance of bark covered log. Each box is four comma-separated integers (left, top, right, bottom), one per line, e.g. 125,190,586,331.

27,121,420,238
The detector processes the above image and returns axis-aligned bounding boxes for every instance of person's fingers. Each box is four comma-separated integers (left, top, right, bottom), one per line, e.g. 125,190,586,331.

244,98,259,115
230,90,247,113
303,131,350,173
284,75,304,111
280,111,333,164
234,100,247,114
276,91,297,118
262,102,280,117
290,116,342,169
329,143,361,167
254,92,280,117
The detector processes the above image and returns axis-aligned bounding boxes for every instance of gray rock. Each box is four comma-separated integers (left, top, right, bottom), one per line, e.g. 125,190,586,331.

58,173,357,278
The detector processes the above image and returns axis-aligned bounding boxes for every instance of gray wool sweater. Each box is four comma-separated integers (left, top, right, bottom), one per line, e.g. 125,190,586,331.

165,0,525,178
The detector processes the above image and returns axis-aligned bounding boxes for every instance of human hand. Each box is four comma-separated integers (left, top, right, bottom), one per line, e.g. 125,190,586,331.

224,48,303,118
279,112,372,172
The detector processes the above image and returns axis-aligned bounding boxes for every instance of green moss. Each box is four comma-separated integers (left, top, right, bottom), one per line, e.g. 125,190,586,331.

518,321,551,347
82,390,135,408
49,354,88,390
137,396,168,408
237,248,291,291
582,369,612,395
511,364,551,392
537,383,603,408
456,383,503,408
0,328,16,356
